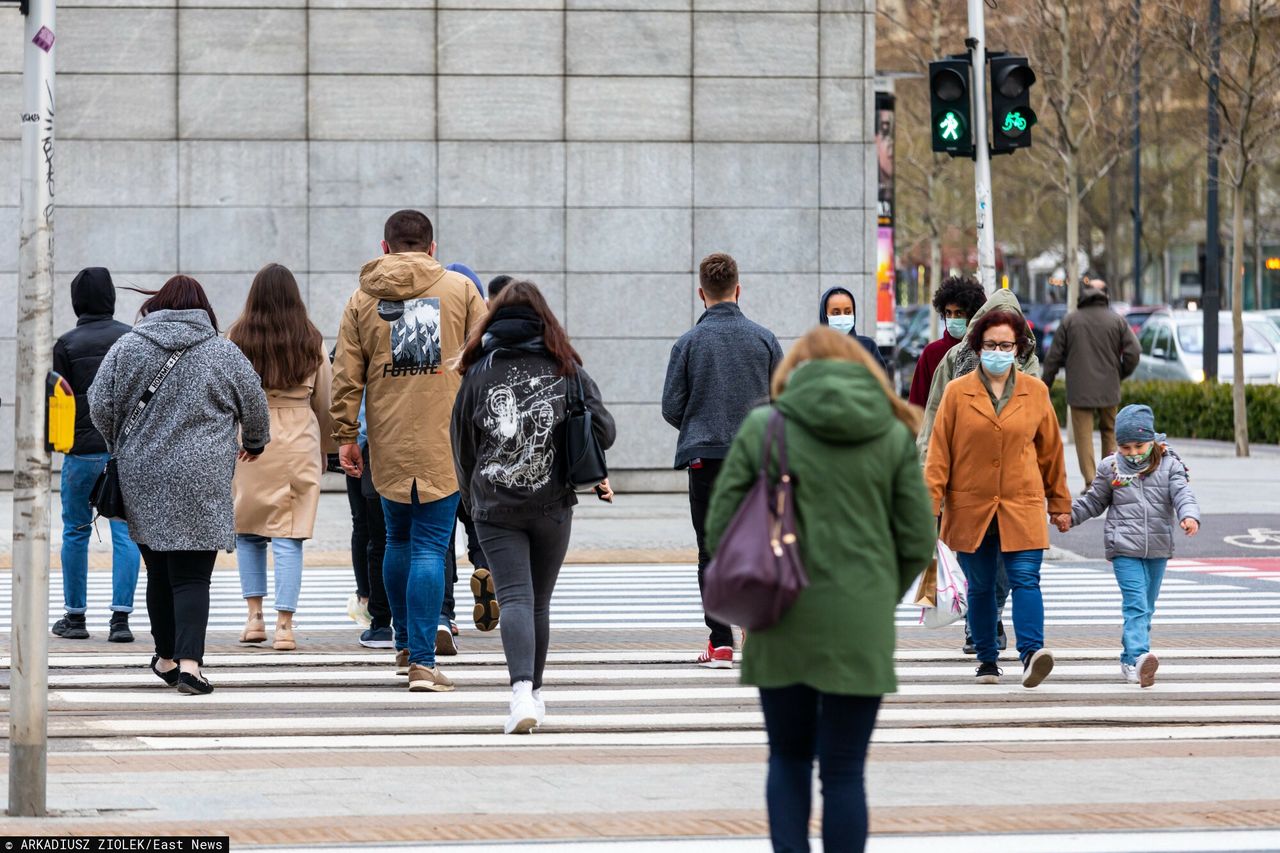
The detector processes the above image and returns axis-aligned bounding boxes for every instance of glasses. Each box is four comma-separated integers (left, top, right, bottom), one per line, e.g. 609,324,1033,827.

980,341,1017,353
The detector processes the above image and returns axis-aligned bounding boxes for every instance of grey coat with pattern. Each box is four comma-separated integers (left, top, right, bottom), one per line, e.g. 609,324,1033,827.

1071,449,1201,560
89,309,270,552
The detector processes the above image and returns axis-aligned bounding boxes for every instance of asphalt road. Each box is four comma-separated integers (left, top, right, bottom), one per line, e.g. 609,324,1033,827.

1053,513,1280,559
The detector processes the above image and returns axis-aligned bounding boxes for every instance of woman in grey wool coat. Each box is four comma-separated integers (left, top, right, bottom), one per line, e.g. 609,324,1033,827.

90,275,270,695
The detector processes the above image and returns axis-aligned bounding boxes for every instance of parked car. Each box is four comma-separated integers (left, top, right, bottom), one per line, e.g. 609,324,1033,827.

890,307,933,398
1259,309,1280,335
1132,311,1280,384
1023,302,1068,361
1123,304,1171,335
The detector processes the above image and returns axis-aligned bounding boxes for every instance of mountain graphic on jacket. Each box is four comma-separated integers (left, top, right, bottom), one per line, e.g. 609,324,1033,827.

382,297,441,371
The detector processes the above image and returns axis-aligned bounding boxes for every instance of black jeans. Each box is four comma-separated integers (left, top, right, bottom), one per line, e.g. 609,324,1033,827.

138,545,217,665
688,458,733,648
474,511,573,689
441,501,486,624
759,685,881,853
346,447,390,628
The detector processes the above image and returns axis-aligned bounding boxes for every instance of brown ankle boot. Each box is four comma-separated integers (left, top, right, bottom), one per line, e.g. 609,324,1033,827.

273,620,296,651
240,611,266,644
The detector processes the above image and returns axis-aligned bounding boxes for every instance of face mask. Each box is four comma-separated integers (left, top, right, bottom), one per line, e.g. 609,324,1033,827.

946,317,968,339
1123,446,1154,465
827,315,855,334
980,351,1015,375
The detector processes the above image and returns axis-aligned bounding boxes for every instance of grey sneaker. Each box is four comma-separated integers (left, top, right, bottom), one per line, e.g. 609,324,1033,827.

359,626,394,649
1135,652,1159,688
407,663,455,693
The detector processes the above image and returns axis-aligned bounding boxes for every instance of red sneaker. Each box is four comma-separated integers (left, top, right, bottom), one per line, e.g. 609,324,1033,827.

696,642,734,669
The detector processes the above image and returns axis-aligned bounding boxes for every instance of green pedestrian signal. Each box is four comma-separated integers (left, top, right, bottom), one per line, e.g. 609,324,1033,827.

939,111,964,142
929,58,974,157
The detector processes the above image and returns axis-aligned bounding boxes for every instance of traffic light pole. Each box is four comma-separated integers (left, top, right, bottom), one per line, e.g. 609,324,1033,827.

966,0,997,293
10,0,55,817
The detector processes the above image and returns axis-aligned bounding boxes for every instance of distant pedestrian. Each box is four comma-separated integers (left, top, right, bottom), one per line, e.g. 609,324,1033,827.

908,275,986,408
52,267,141,643
1070,405,1200,687
819,286,888,372
345,394,393,649
89,275,270,695
662,253,783,669
451,280,615,733
228,263,335,652
331,209,487,692
925,308,1071,688
488,275,514,300
705,326,935,853
1042,286,1142,488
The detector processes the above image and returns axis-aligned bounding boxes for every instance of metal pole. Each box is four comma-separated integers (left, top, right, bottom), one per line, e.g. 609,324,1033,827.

1204,0,1221,381
967,0,997,293
10,0,55,817
1132,0,1143,306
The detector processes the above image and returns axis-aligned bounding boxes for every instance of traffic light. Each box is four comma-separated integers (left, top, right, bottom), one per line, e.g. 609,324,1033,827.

929,58,974,158
990,54,1036,154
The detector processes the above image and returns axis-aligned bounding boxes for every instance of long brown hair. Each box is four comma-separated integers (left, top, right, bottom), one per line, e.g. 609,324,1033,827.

1142,441,1166,477
771,326,923,436
226,263,324,390
134,275,219,332
456,280,581,377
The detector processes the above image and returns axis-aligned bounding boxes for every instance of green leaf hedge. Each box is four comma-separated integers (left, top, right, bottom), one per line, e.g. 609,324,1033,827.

1050,381,1280,445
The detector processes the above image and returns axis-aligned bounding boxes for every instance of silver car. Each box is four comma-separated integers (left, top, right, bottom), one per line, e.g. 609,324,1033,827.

1132,311,1280,384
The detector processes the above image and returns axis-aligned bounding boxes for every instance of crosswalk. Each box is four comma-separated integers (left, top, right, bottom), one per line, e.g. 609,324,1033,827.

7,561,1280,633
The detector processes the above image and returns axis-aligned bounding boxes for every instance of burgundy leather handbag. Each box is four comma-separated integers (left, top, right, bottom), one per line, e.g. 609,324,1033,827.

702,410,809,632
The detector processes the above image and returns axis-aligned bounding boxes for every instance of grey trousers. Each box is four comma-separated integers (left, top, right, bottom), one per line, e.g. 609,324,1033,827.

475,509,573,689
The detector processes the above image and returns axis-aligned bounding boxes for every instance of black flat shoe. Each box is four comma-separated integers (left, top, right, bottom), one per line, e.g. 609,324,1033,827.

150,655,180,687
176,672,214,695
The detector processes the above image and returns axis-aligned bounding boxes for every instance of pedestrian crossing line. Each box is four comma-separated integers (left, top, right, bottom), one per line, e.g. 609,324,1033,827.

108,722,1280,752
20,647,1280,670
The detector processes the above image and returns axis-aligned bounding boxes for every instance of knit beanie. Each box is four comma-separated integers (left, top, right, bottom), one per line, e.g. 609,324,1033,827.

1115,404,1163,445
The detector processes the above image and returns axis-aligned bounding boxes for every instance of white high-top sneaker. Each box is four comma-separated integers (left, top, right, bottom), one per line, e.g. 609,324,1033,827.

505,680,539,735
532,688,545,725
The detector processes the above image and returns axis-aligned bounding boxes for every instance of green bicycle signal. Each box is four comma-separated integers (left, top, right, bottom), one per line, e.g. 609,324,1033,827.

1001,110,1030,137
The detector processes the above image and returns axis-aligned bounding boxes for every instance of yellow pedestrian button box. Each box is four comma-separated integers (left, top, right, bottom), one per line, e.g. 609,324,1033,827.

47,371,75,454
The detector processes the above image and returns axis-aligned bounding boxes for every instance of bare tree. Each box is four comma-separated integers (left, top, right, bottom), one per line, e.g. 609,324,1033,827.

1159,0,1280,456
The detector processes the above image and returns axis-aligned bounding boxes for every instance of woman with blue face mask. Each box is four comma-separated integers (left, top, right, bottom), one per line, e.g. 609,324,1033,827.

819,287,888,373
923,309,1072,689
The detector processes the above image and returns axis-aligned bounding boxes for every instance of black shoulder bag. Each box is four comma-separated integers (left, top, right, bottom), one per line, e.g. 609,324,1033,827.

564,370,608,490
90,348,187,522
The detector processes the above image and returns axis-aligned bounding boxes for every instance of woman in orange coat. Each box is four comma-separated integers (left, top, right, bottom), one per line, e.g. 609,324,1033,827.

925,309,1072,688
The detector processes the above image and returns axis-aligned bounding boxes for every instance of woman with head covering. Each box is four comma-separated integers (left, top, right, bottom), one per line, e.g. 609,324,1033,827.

818,287,888,373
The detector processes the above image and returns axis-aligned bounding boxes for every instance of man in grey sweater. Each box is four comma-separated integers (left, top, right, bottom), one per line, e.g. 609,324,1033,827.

662,253,783,669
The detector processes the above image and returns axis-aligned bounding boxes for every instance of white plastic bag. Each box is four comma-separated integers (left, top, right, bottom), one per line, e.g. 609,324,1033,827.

920,539,968,629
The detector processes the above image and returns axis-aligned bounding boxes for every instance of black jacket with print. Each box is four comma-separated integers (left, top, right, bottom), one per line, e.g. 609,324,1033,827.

450,345,616,522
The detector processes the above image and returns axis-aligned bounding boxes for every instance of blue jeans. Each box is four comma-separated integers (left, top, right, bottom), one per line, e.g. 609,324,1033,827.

381,488,460,667
60,453,140,614
759,685,881,853
1112,556,1168,665
958,532,1045,664
964,554,1010,638
237,535,304,613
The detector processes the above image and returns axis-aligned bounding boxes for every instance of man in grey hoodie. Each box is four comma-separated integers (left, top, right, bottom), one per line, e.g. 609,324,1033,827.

662,253,783,669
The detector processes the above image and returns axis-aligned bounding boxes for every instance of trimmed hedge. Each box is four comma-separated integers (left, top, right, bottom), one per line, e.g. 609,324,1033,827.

1050,380,1280,445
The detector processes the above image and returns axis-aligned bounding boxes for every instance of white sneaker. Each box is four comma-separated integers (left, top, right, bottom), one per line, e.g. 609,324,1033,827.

346,593,371,628
1136,652,1159,688
532,688,545,725
1121,662,1138,684
505,681,539,735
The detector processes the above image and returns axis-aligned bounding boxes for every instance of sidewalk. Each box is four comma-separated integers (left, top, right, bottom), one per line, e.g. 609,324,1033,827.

1,436,1273,569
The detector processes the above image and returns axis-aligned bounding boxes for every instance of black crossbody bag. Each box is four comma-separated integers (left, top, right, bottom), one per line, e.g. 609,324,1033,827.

90,348,187,522
563,370,608,490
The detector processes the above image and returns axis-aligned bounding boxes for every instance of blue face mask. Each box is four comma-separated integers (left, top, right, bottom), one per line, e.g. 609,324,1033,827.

946,317,968,339
980,351,1016,375
827,315,855,334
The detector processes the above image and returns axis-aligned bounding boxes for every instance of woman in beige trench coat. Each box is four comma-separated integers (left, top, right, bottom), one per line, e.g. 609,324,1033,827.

228,263,336,650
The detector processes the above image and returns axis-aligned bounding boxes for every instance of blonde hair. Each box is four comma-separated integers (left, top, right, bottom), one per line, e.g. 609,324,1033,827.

771,326,923,436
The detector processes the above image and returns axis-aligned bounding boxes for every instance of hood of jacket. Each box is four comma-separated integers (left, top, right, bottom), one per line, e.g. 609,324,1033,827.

818,287,857,326
775,360,895,446
71,267,116,320
970,288,1027,324
1078,286,1109,309
132,309,217,351
359,252,448,301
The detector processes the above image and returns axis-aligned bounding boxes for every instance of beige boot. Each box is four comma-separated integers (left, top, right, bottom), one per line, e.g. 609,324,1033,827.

273,617,296,651
240,611,266,644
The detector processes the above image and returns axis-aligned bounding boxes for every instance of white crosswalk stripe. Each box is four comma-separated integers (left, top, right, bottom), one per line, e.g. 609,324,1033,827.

12,562,1280,631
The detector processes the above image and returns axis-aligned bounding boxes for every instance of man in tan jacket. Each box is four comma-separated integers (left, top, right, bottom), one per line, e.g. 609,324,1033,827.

331,210,487,693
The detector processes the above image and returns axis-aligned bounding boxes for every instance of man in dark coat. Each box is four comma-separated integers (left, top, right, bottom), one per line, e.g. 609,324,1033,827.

52,267,141,642
1042,286,1142,486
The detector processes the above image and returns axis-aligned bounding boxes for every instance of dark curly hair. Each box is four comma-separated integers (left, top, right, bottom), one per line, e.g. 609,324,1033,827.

932,275,986,318
967,309,1033,359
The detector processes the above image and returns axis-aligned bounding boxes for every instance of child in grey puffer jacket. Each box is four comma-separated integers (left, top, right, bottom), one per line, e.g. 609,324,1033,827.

1070,404,1200,689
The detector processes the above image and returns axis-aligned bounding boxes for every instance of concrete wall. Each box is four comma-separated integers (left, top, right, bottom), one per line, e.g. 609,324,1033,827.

0,1,877,485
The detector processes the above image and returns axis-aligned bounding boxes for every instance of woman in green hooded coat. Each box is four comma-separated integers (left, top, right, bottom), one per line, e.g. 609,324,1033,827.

705,325,936,853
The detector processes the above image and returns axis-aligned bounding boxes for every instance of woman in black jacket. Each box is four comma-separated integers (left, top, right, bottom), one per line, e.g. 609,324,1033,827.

450,280,615,735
